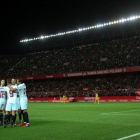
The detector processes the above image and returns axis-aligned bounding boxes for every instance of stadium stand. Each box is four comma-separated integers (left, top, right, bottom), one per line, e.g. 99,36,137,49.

26,74,139,97
1,36,140,78
0,55,23,77
0,35,140,97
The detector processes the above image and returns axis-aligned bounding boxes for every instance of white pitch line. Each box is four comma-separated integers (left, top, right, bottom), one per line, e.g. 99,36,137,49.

116,132,140,140
112,114,140,116
101,110,140,115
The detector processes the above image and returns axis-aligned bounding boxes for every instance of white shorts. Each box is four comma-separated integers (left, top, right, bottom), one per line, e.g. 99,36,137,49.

0,99,6,110
16,98,20,110
0,103,5,110
6,103,17,111
20,98,27,110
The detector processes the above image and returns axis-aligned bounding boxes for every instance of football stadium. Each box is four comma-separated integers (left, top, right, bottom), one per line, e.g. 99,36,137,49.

1,1,140,140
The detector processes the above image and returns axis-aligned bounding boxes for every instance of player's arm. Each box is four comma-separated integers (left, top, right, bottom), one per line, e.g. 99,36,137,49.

9,84,24,92
7,85,17,91
4,92,7,100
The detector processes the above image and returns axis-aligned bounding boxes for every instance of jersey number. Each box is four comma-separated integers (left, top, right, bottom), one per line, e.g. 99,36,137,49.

9,91,13,97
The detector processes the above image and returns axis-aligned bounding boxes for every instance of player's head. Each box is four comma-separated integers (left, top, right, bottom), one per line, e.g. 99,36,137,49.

17,79,23,85
7,79,12,85
11,78,16,85
1,79,5,86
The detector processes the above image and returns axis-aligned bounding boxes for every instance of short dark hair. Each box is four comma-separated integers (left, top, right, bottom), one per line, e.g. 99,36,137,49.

17,79,23,83
7,79,11,84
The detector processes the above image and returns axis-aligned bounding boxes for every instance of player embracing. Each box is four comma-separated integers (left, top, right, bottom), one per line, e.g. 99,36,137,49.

8,79,30,127
0,80,6,126
11,78,22,126
4,79,17,128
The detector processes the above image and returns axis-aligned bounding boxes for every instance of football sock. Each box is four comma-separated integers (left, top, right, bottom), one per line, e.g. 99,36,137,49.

24,112,29,124
18,112,22,121
11,115,15,125
4,115,8,125
0,113,3,124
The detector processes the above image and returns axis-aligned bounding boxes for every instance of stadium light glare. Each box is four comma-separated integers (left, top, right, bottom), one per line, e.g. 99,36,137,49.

130,16,136,20
20,14,140,42
97,24,102,27
40,36,44,39
119,20,122,23
78,29,83,32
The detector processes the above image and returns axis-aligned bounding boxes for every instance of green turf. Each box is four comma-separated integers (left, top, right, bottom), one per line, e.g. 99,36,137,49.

1,103,140,140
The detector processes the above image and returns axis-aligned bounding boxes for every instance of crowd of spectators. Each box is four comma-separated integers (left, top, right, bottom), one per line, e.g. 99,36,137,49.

0,55,23,76
26,75,139,97
0,36,140,78
0,36,140,97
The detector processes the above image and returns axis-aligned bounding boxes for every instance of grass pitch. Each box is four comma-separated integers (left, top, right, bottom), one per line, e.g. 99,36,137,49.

1,102,140,140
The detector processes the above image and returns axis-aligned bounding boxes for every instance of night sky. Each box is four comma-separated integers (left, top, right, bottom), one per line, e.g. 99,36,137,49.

1,0,140,54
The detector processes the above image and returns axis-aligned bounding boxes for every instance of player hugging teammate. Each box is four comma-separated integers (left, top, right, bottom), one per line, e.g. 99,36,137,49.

0,78,30,128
